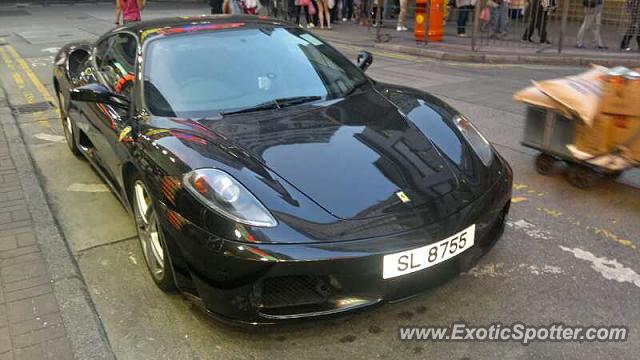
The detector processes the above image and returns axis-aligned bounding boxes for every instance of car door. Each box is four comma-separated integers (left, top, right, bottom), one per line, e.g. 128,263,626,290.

83,33,137,191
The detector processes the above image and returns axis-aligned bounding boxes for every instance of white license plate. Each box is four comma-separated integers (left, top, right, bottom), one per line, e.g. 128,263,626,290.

383,224,475,279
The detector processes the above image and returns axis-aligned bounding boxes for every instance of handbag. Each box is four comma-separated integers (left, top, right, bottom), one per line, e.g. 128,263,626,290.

298,0,309,5
328,0,335,8
308,1,317,15
480,6,490,22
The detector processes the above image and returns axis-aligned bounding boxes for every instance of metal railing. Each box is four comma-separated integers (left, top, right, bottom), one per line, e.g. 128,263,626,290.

263,0,639,54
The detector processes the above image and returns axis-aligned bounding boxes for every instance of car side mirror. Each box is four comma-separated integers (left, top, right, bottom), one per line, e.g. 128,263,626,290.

357,50,373,72
70,83,130,110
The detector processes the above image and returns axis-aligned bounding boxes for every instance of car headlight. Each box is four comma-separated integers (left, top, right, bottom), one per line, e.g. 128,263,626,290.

453,116,493,166
183,169,277,227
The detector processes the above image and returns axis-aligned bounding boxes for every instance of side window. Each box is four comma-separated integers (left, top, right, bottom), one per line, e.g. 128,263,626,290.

95,34,137,98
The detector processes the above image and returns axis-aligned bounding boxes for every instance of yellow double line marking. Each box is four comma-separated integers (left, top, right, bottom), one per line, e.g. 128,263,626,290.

0,45,53,128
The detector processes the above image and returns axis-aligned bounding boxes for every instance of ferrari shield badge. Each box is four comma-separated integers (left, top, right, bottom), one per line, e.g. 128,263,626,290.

396,191,410,203
118,126,132,143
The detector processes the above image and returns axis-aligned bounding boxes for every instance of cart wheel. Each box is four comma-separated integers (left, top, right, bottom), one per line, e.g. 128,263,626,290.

604,170,623,179
534,153,556,176
565,164,599,189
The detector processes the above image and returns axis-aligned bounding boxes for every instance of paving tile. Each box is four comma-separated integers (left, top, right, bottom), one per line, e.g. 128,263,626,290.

0,327,10,353
0,308,6,328
4,284,51,303
43,338,73,360
13,234,33,248
12,345,41,360
0,259,46,284
0,247,38,261
11,323,66,349
3,275,49,293
1,253,42,268
10,313,62,337
7,294,60,324
0,237,16,252
0,350,13,360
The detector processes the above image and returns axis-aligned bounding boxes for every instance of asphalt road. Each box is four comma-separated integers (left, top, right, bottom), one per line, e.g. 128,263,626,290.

0,3,639,360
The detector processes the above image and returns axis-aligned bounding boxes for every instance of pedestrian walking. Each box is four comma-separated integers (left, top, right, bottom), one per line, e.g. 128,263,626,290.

576,0,606,49
395,0,408,31
223,0,241,13
210,0,224,13
490,0,509,38
317,0,332,28
342,0,354,21
114,0,145,26
456,0,477,36
522,0,555,44
621,0,640,51
360,0,371,25
296,0,315,27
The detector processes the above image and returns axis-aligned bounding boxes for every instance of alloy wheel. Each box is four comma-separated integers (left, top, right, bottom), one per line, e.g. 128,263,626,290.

133,180,165,280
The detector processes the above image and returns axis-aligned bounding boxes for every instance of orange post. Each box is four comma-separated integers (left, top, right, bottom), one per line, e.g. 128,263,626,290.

414,0,444,42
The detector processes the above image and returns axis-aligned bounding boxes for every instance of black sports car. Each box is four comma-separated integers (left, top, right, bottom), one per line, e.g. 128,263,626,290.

53,16,512,324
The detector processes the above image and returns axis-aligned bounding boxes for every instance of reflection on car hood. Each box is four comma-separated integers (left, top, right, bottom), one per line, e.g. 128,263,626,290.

199,89,482,221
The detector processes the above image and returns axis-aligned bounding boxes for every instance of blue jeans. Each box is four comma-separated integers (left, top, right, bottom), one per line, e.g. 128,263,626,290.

342,0,354,18
456,5,474,34
493,3,508,34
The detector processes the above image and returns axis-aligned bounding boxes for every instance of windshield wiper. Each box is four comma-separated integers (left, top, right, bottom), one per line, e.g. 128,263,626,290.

220,96,322,116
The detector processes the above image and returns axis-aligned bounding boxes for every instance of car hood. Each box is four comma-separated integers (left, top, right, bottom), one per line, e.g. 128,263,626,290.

195,88,488,221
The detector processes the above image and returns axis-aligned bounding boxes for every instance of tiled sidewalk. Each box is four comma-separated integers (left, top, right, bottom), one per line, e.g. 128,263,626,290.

0,120,74,359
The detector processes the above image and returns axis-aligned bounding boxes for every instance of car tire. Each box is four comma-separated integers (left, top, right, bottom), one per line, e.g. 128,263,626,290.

56,92,82,157
130,174,177,292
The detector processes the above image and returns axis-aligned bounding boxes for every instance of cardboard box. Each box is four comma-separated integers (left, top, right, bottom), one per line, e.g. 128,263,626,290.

574,114,640,161
600,76,640,117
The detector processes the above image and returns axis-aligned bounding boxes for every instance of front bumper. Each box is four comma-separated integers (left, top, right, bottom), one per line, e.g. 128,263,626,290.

159,169,512,324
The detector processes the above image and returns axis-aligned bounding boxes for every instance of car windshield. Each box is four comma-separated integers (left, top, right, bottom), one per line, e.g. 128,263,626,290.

143,27,368,118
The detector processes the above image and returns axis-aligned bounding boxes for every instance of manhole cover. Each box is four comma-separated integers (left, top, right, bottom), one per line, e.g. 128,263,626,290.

14,101,54,114
0,10,30,17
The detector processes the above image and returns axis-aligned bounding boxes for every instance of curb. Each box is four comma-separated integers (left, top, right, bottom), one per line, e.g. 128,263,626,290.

0,90,115,358
372,43,640,67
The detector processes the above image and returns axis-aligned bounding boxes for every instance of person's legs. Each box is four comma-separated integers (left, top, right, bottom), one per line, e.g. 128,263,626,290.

360,0,370,24
539,8,549,43
317,0,325,27
382,0,391,18
326,0,332,27
296,4,302,24
457,6,468,34
523,2,537,40
577,6,593,47
396,0,407,29
498,2,508,34
593,4,605,47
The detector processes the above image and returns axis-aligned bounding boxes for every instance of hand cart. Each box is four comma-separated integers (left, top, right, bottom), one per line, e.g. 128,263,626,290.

520,106,639,189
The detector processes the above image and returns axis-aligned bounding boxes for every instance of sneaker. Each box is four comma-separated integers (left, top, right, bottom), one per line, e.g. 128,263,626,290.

342,17,347,22
307,23,315,29
457,33,467,37
623,47,632,51
576,44,585,49
396,25,408,32
596,45,608,50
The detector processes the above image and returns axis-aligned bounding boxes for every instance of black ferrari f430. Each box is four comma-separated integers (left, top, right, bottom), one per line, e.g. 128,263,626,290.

53,15,512,324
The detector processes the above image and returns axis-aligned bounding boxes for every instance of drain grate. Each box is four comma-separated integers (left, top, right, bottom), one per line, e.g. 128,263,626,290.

14,101,54,114
0,10,30,17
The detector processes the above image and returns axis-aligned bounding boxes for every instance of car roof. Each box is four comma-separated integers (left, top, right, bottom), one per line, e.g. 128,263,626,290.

117,15,291,42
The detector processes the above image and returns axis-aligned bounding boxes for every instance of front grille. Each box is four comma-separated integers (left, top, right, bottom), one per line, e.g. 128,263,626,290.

255,275,331,309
